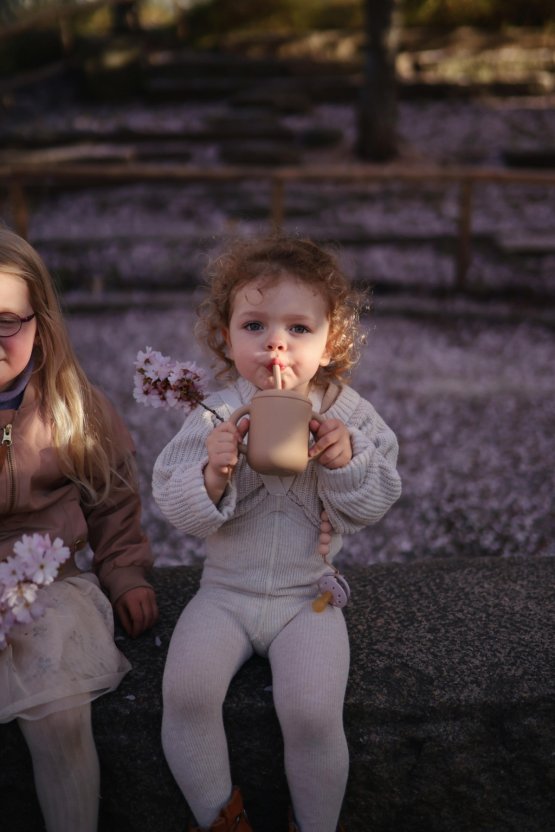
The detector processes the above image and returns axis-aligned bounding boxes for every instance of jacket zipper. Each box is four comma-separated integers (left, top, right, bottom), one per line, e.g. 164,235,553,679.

1,423,16,513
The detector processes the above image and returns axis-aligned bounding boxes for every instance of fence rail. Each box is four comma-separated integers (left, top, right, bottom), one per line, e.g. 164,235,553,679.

2,161,555,290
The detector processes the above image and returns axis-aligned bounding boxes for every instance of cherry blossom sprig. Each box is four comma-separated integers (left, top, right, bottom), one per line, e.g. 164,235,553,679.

133,347,223,420
0,533,71,651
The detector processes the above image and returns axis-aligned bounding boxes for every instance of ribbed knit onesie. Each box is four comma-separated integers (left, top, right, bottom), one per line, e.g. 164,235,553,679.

152,377,401,831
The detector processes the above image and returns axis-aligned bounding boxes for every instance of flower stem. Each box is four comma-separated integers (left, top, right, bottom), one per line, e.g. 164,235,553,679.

200,402,224,422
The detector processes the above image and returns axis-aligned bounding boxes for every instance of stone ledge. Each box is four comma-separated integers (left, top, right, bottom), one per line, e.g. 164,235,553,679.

2,557,555,831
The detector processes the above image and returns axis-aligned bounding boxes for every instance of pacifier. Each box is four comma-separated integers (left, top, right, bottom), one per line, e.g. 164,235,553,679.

312,571,351,613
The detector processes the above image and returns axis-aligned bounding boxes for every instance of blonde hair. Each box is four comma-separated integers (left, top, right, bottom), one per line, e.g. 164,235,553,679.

196,235,367,385
0,227,132,505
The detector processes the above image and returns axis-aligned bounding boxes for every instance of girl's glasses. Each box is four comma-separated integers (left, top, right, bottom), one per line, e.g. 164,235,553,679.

0,312,36,337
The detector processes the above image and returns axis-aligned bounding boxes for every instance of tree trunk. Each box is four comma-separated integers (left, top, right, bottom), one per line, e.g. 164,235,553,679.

357,0,399,161
112,0,141,35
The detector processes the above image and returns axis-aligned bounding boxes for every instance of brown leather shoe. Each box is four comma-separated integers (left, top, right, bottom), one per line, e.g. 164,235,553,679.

189,786,253,831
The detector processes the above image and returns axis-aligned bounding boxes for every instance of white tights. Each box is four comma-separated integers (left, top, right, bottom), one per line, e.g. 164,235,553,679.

18,703,100,832
162,595,350,832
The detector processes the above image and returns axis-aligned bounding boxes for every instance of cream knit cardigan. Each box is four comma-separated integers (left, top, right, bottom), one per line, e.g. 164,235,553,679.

152,377,401,592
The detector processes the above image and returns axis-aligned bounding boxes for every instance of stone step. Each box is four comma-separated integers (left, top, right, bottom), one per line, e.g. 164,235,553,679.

144,49,360,80
502,147,555,169
0,120,319,152
19,230,554,299
0,122,293,147
144,73,360,104
0,142,195,164
3,558,554,831
496,231,555,254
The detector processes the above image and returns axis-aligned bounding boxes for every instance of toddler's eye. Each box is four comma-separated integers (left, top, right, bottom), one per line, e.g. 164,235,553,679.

290,324,310,334
244,321,263,331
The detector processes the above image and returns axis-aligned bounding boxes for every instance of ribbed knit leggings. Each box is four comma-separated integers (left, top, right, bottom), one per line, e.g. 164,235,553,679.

18,703,99,832
162,588,350,832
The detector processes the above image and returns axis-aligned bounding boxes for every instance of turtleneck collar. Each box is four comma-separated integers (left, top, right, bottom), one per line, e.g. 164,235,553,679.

0,359,35,409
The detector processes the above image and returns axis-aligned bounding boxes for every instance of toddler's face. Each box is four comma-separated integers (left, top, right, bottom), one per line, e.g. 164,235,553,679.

0,271,37,392
224,274,331,396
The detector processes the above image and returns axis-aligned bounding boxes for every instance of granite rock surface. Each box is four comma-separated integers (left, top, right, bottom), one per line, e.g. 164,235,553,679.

2,557,554,831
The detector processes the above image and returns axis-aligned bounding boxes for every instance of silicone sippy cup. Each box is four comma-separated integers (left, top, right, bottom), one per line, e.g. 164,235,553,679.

229,388,324,476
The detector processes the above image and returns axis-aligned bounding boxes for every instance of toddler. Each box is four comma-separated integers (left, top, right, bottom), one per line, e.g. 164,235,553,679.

153,235,401,832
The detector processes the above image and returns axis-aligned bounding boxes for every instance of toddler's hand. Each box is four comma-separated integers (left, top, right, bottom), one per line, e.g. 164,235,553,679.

204,418,249,502
115,586,159,638
205,419,248,477
309,418,352,469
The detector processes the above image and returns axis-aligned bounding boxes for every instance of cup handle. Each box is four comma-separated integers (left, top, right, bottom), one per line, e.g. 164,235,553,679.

229,405,251,455
308,411,326,463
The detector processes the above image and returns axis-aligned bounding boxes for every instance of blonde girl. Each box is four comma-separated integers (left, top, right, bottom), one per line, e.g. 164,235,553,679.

153,235,401,832
0,227,158,832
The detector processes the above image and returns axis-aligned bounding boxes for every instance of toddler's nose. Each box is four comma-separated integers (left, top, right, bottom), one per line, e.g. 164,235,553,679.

266,335,285,351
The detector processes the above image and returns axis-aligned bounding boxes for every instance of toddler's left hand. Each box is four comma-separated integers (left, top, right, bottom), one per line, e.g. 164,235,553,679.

309,418,352,469
115,586,159,638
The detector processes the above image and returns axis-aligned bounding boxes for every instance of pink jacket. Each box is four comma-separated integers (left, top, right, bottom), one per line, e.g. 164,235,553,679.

0,381,154,604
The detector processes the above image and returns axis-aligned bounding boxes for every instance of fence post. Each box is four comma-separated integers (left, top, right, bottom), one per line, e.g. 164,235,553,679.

456,178,473,291
58,14,75,54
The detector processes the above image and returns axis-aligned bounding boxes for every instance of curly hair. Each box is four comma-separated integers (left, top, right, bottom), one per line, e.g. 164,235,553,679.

196,235,368,386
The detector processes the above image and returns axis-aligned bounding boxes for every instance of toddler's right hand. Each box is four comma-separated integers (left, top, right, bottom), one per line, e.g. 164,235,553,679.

204,419,249,502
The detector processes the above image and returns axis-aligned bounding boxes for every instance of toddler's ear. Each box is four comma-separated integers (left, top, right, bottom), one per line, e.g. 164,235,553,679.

319,346,332,367
222,327,234,359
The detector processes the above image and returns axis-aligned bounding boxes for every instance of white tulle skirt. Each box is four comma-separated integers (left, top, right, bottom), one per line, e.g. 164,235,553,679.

0,573,131,722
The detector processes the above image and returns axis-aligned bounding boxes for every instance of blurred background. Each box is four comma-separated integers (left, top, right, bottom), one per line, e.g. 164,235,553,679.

1,0,554,568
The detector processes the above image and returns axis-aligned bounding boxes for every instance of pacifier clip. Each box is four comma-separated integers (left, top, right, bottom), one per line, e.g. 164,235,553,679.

312,510,351,613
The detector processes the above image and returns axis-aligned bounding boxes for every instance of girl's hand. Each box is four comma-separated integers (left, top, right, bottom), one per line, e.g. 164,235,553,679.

309,418,352,469
115,586,159,638
204,418,249,503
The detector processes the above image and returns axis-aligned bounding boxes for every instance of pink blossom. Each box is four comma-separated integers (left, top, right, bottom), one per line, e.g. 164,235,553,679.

133,348,222,420
2,582,41,624
0,533,70,649
0,557,25,588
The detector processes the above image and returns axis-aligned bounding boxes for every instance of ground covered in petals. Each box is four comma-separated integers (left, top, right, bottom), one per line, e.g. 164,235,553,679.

66,300,555,568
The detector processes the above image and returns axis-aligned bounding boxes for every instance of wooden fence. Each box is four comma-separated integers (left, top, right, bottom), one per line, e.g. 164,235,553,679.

1,161,555,290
